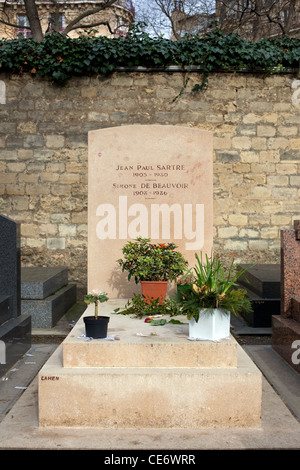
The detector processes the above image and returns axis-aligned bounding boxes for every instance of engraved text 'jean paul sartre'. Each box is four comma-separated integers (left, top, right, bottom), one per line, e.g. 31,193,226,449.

95,196,204,251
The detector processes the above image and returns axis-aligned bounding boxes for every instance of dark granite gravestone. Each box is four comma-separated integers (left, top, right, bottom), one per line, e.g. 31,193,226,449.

272,220,300,374
0,215,31,377
0,296,11,328
237,264,280,327
0,215,21,320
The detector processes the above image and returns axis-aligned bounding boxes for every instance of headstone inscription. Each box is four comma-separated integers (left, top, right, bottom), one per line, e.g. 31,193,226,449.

88,125,213,298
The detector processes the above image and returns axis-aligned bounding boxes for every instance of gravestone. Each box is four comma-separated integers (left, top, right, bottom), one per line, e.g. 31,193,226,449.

272,220,300,373
88,125,213,298
0,215,31,377
0,214,21,319
280,220,300,318
38,126,262,430
237,264,280,327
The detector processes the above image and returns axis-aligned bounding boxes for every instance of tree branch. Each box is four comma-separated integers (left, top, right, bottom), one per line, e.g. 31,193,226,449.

0,18,30,29
0,0,121,39
218,0,296,39
0,0,31,30
154,0,182,40
62,0,118,35
65,20,114,34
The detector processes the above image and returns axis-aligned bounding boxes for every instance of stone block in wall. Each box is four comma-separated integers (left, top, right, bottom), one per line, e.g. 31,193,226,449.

280,150,300,161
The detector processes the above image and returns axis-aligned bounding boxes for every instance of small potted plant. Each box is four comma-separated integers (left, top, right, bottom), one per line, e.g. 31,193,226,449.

117,237,188,304
83,290,109,338
174,252,253,341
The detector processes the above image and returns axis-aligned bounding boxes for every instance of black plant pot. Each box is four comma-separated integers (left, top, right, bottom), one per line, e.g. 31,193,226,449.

84,316,110,339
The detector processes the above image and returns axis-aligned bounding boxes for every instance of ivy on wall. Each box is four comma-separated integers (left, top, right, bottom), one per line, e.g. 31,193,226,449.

0,28,299,86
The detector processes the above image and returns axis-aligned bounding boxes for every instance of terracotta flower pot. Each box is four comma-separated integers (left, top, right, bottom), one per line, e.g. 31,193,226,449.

141,280,168,304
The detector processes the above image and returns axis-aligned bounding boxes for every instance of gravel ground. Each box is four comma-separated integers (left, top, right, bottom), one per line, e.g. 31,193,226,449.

32,335,67,344
234,334,272,346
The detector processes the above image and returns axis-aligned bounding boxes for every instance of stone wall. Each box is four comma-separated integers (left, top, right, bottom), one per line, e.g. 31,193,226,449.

0,71,300,297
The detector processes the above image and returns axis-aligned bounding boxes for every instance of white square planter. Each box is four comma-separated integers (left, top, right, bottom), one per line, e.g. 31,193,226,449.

189,309,230,341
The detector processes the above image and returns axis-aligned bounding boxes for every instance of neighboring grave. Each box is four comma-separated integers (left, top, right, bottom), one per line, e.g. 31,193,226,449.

237,264,280,328
21,267,77,328
280,220,300,318
272,220,300,374
88,125,213,298
0,214,21,319
0,215,31,377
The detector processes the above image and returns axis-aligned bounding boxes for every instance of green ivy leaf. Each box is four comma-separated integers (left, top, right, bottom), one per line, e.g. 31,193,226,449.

0,29,299,85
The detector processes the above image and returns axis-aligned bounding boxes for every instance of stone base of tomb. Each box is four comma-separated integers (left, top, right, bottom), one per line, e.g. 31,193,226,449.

38,301,262,429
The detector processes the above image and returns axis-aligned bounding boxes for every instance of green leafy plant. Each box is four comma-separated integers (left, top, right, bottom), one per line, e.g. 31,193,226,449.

114,293,181,321
0,28,299,86
84,289,109,319
117,237,188,283
174,252,253,321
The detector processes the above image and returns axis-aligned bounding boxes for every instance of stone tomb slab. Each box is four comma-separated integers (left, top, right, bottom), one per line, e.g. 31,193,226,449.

21,267,76,328
238,264,280,299
272,315,300,375
0,215,31,377
62,303,237,369
88,125,213,298
22,284,77,328
38,301,262,429
0,295,11,326
21,267,68,300
0,214,21,318
237,264,280,327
